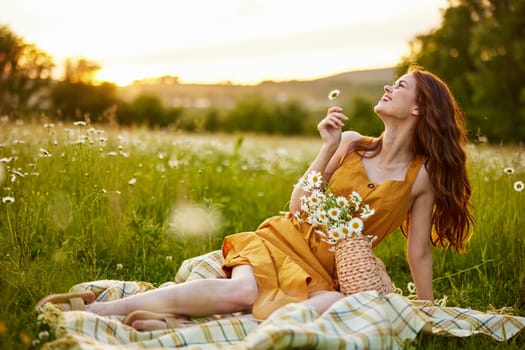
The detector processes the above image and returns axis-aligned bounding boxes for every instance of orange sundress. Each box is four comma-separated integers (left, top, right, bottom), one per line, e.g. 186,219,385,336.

222,151,425,319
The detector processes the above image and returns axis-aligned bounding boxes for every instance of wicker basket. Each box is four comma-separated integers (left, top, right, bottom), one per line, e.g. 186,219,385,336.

335,234,395,296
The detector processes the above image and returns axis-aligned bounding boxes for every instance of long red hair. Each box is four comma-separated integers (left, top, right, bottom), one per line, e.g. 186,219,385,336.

351,68,475,252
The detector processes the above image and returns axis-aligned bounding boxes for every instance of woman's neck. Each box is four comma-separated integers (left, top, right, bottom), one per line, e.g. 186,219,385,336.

377,129,414,165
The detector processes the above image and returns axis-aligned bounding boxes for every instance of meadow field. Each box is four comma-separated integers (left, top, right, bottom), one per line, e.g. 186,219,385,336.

0,119,523,349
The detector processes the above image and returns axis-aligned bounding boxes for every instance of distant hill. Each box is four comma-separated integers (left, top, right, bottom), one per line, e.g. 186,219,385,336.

118,67,396,110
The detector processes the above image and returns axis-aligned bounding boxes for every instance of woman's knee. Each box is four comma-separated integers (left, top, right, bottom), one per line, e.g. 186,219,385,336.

230,265,258,307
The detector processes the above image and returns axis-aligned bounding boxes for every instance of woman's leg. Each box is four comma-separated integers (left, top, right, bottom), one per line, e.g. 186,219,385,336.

86,265,258,317
302,290,344,314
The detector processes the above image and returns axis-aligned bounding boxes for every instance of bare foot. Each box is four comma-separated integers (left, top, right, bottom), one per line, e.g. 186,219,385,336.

130,319,168,331
84,301,114,315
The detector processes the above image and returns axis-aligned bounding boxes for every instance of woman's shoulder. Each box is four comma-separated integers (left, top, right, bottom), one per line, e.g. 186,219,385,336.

412,160,433,197
333,131,362,159
340,131,378,153
341,131,363,144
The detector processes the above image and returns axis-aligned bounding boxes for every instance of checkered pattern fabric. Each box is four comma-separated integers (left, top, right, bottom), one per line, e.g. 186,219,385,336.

36,250,525,349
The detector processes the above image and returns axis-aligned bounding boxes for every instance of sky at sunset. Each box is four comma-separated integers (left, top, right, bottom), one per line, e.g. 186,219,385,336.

0,0,449,86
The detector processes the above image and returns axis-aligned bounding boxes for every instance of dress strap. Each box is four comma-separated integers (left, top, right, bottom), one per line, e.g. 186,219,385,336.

405,156,425,183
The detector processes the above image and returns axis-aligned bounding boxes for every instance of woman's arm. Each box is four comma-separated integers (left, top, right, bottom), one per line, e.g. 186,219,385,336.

407,167,435,302
288,107,357,214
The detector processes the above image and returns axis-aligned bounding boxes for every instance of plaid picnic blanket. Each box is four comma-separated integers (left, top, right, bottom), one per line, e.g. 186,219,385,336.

36,250,525,349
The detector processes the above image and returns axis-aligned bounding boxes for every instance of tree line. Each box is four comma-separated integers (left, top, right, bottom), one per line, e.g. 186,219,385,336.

0,24,382,136
1,0,524,141
397,0,524,143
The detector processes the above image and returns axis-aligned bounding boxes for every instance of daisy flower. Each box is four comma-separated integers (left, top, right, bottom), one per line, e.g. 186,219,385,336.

328,89,340,101
360,204,375,219
504,167,515,175
308,189,325,207
39,148,52,157
306,171,323,189
327,207,341,220
514,181,524,192
313,208,329,226
335,196,349,208
2,196,15,204
350,191,363,208
327,226,344,242
349,217,364,234
340,222,352,236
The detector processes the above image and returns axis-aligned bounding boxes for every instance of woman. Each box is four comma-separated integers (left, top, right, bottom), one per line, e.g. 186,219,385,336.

36,67,474,331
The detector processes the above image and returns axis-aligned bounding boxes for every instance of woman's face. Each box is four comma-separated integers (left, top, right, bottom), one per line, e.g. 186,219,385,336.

374,73,419,121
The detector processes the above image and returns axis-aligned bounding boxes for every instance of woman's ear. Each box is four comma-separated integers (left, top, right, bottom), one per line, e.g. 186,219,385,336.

411,106,420,117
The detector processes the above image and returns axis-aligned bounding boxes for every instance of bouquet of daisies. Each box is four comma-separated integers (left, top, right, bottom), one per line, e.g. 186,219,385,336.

294,170,375,250
294,170,395,296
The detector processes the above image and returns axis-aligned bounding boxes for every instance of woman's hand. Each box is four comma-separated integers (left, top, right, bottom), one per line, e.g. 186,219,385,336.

317,107,348,151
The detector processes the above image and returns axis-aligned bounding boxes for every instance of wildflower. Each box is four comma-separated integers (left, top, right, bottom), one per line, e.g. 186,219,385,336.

328,89,340,101
38,330,50,341
340,223,351,236
73,121,86,126
116,263,123,270
327,225,344,242
327,207,341,220
165,256,173,262
348,217,363,234
514,181,524,192
313,208,329,225
504,167,515,175
12,169,26,178
43,123,55,128
301,170,323,191
350,191,362,208
39,147,52,157
2,196,15,204
360,204,375,219
307,189,324,207
335,196,349,208
407,282,416,294
128,178,136,186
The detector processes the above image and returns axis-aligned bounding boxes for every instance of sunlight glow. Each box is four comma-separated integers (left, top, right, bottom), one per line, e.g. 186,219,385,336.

0,0,449,85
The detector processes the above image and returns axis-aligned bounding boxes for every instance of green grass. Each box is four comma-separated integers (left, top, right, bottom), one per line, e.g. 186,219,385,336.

0,121,523,349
